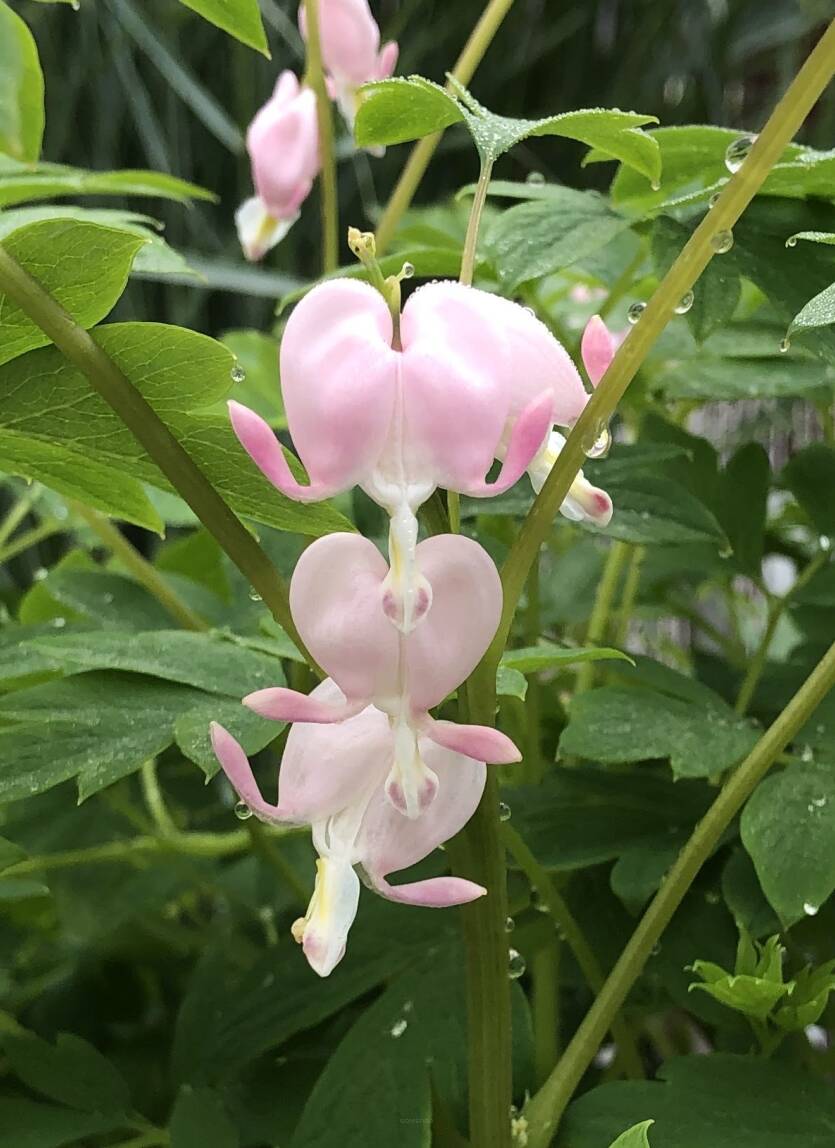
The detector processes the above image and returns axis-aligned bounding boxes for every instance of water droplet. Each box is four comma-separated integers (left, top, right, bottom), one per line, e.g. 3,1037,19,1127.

390,1018,408,1038
651,943,662,957
583,423,612,459
401,261,415,279
819,535,831,552
248,588,263,602
711,229,734,254
786,236,798,248
33,567,48,582
808,796,827,812
674,290,694,315
234,801,253,821
523,305,536,318
801,745,815,763
230,363,246,384
705,890,720,904
498,802,512,822
51,617,66,628
708,191,721,208
505,916,515,933
70,0,80,9
627,301,646,325
526,171,546,186
530,887,549,913
508,949,526,979
803,902,819,917
725,134,756,173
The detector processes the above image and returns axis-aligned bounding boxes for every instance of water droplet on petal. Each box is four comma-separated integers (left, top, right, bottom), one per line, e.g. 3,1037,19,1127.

786,236,798,248
779,337,791,354
401,261,415,279
505,916,515,933
711,229,734,254
508,949,526,979
725,134,756,173
526,171,546,186
231,363,246,384
234,801,253,821
627,301,646,325
675,290,695,315
498,802,512,822
804,902,819,917
390,1018,408,1038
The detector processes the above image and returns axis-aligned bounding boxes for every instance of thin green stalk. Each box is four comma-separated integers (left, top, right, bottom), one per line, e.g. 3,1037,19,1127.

532,937,561,1087
735,550,829,715
503,824,644,1081
140,761,179,837
576,540,630,694
303,0,339,272
448,491,461,533
374,0,516,254
71,501,206,631
0,519,61,565
0,484,41,550
476,19,835,694
523,551,544,782
524,638,835,1147
460,158,494,286
246,819,309,907
615,544,644,647
0,243,313,667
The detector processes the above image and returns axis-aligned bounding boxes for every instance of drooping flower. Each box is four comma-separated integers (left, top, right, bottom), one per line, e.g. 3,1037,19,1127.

235,71,320,261
211,679,487,977
243,532,520,817
229,278,613,625
299,0,398,130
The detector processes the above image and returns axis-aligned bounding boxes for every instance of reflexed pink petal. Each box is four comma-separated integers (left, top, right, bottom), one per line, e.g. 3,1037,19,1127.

209,721,283,823
370,873,486,906
565,473,614,526
463,390,553,497
424,719,521,764
280,280,398,496
228,401,343,502
375,40,399,79
247,72,319,221
243,686,367,725
581,314,616,387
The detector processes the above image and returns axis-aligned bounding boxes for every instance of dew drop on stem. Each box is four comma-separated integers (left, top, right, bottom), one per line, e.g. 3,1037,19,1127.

508,949,526,979
724,133,756,173
674,290,694,314
627,301,646,324
711,229,734,254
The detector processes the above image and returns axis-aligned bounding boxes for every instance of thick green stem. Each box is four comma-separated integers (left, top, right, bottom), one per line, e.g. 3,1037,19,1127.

503,824,644,1081
304,0,339,272
477,19,835,693
575,540,630,694
0,243,313,665
524,638,835,1146
374,0,516,254
71,501,206,632
460,158,494,285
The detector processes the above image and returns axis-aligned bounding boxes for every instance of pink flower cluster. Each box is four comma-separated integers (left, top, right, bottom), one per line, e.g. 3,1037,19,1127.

213,274,617,977
236,0,398,260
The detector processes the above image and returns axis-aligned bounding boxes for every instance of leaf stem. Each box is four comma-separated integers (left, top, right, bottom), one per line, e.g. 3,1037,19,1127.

140,760,179,837
304,0,339,272
0,518,61,565
460,158,494,285
0,483,42,549
0,242,313,666
575,540,630,694
523,637,835,1147
374,0,516,254
70,501,207,632
615,544,645,647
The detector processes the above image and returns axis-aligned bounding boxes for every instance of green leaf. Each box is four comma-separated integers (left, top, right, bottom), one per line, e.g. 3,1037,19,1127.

721,848,780,940
0,206,199,279
487,188,631,290
650,355,832,401
741,765,835,924
496,665,527,700
0,323,352,537
583,471,728,548
174,696,278,779
0,155,215,207
0,1099,121,1148
354,76,463,147
715,444,770,577
2,1031,130,1115
220,329,285,427
781,444,835,536
501,642,632,674
0,836,26,870
170,1086,238,1148
562,1054,835,1148
608,1122,655,1148
0,220,144,366
178,0,269,55
688,964,788,1021
787,230,835,246
651,215,741,341
559,685,758,778
773,961,835,1032
787,282,835,341
0,1,44,162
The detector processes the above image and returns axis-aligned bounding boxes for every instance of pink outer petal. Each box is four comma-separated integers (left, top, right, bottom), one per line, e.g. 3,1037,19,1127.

462,390,553,497
405,535,502,711
248,76,319,220
370,873,486,907
300,0,381,85
424,719,521,764
280,279,398,495
288,533,400,705
357,738,486,879
375,40,399,80
581,314,616,387
276,681,393,822
210,722,284,823
228,401,344,502
243,687,367,725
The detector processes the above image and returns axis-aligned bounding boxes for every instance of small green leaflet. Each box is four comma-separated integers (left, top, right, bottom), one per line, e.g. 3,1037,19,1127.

609,1122,655,1148
501,642,632,674
786,282,835,342
354,75,660,182
0,153,214,208
178,0,269,56
0,1,44,163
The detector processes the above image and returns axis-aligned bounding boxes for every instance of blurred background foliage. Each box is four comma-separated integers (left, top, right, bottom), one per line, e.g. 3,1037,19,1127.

15,0,835,337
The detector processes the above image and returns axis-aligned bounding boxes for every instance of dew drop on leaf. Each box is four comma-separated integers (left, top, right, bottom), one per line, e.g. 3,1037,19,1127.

508,949,526,979
526,171,545,186
390,1018,408,1038
779,337,791,354
498,801,511,822
401,261,415,279
231,363,246,384
249,589,263,602
803,902,819,917
786,236,798,248
234,801,253,821
505,916,515,933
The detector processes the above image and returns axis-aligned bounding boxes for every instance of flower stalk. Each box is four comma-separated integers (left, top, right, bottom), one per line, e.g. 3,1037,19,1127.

303,0,340,272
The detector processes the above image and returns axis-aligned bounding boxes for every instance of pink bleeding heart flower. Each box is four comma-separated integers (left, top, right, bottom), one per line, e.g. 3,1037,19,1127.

235,71,320,261
243,531,520,819
299,0,398,130
228,278,598,626
211,682,487,977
